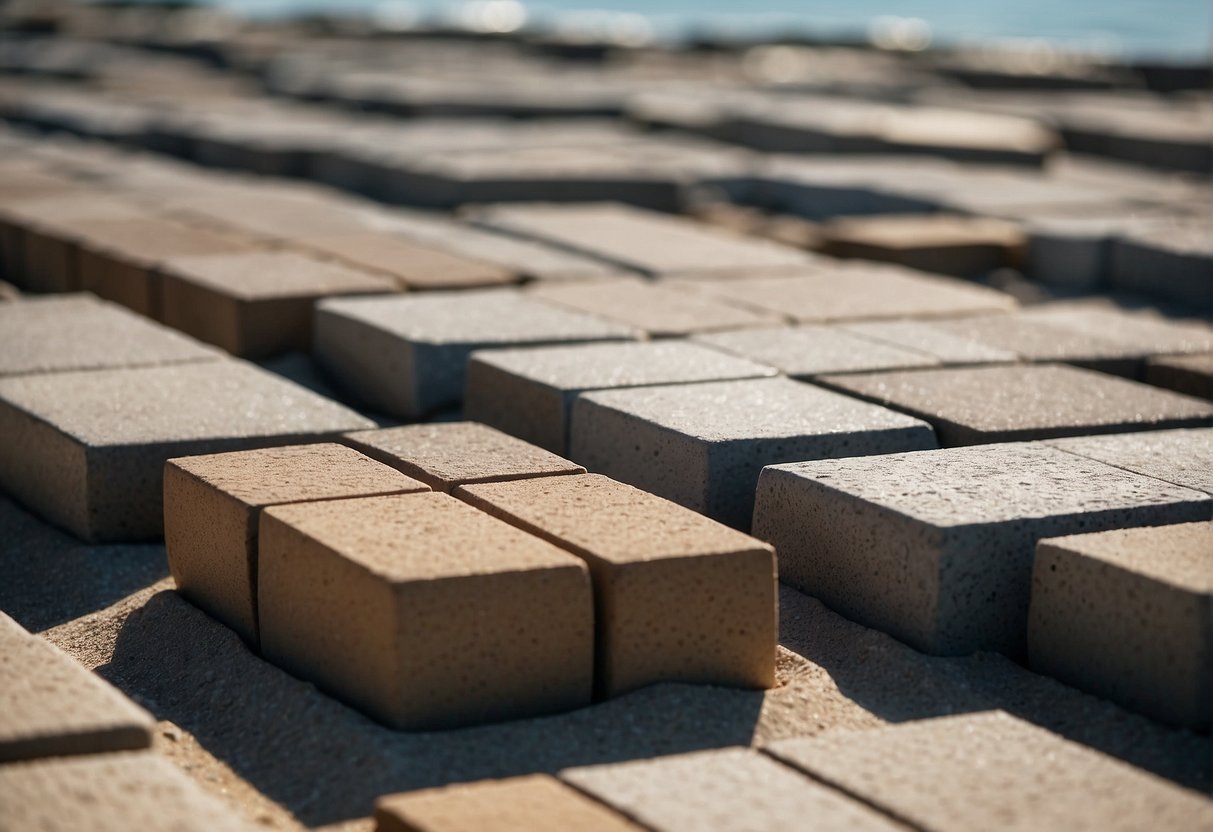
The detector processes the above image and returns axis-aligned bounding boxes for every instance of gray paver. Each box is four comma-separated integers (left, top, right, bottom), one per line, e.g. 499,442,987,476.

1044,428,1213,495
695,325,940,378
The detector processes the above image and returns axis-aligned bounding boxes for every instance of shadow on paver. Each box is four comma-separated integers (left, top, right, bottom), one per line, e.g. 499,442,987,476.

0,496,169,632
778,585,1211,793
96,590,763,827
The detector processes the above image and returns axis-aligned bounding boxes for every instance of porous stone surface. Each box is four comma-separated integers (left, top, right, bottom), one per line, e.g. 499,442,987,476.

164,443,428,646
160,250,397,358
766,711,1213,832
695,325,940,378
839,320,1018,365
930,313,1148,375
456,474,778,696
0,360,374,541
0,611,153,763
753,443,1212,655
376,774,642,832
300,232,517,290
561,747,907,832
528,276,780,337
258,492,594,730
465,340,776,453
1045,428,1213,495
1029,522,1212,730
1148,353,1213,400
314,289,637,419
571,377,937,529
343,421,584,492
1024,306,1213,363
0,293,221,377
819,364,1213,446
0,751,260,831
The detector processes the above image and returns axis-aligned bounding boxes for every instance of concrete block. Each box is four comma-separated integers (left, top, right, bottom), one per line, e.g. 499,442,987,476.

300,232,517,291
465,340,776,453
819,364,1213,446
1045,428,1213,496
670,262,1017,323
528,276,780,337
1112,219,1213,306
165,443,428,646
376,774,642,832
258,492,593,729
0,293,221,377
456,474,777,696
314,289,637,419
0,360,374,541
572,377,937,529
472,202,815,277
840,320,1017,365
1148,353,1213,400
343,421,584,493
1029,522,1212,730
753,443,1212,655
160,250,396,359
0,751,260,831
696,325,940,378
1024,306,1213,370
821,213,1024,277
0,611,153,763
766,711,1213,832
561,747,905,832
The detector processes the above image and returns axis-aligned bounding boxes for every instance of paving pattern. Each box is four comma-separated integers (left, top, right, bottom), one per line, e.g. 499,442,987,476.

0,6,1210,831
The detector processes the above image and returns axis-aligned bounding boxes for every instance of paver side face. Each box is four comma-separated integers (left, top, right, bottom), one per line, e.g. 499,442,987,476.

753,444,1213,655
0,751,259,831
342,421,584,492
456,474,777,695
258,492,593,729
1045,428,1213,495
1029,523,1212,729
561,747,908,832
0,613,153,763
1147,353,1213,401
376,774,642,832
820,363,1213,445
765,711,1213,832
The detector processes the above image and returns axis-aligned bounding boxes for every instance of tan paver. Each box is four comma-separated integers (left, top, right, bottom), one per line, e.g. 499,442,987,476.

1045,428,1213,496
165,443,428,646
0,360,374,541
300,232,517,291
821,213,1024,276
456,474,777,696
766,711,1213,832
464,340,776,453
0,611,153,763
561,747,907,832
753,443,1212,655
343,421,584,493
1029,522,1212,730
695,325,940,378
0,751,260,831
1148,353,1213,400
572,377,936,529
0,293,221,377
376,774,642,832
819,364,1213,446
160,250,396,358
258,492,593,729
314,289,637,419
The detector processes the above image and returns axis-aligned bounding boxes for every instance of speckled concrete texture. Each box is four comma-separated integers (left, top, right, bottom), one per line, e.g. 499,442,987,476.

1029,522,1212,730
0,750,260,831
160,250,397,358
0,611,153,763
0,360,374,541
766,711,1213,832
258,492,593,730
343,422,584,492
376,774,642,832
464,340,776,453
0,293,221,377
456,474,777,696
561,747,907,832
571,377,937,529
1148,353,1213,401
1045,428,1213,495
819,364,1213,446
753,443,1212,655
165,444,428,646
839,320,1018,365
313,289,636,419
695,325,939,378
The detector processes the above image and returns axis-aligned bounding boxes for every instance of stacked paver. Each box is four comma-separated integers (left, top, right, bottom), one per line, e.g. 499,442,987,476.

0,7,1211,831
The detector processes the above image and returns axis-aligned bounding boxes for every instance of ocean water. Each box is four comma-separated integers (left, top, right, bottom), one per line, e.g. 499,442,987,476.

213,0,1212,61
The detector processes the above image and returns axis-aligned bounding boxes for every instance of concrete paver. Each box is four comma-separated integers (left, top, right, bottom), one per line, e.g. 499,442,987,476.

1147,353,1213,400
839,319,1018,365
696,325,939,378
299,232,517,291
1045,428,1213,496
820,213,1024,276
